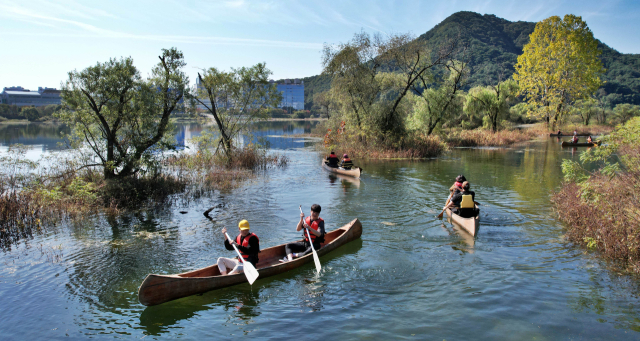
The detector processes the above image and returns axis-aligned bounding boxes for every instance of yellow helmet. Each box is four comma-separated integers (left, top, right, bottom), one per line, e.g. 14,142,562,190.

238,219,250,230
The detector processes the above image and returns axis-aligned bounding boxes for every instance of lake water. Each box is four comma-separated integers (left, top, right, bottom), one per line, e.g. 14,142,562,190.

1,121,639,340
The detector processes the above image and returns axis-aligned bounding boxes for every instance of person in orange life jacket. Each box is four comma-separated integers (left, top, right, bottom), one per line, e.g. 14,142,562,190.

326,151,339,168
280,204,325,262
340,154,354,170
587,135,593,143
218,220,260,275
445,181,478,218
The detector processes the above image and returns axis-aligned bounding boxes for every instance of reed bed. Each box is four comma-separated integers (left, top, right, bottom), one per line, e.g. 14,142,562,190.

445,129,539,147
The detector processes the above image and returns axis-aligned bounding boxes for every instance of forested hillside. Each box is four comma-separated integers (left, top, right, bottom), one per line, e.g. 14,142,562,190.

302,11,640,109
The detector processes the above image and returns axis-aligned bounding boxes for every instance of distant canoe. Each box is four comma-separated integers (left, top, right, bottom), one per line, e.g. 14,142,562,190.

322,161,361,178
550,133,592,137
446,205,480,236
561,141,598,147
138,219,363,306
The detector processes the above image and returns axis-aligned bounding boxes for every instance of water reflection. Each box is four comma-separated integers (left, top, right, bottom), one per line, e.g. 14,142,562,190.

0,122,70,150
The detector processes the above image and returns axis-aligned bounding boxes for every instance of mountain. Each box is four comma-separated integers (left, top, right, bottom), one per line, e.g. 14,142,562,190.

302,11,640,109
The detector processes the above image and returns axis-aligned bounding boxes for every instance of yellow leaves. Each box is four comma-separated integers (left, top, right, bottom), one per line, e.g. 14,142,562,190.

515,14,604,125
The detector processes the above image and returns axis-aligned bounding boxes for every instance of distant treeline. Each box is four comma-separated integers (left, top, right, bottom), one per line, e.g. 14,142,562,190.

0,104,62,122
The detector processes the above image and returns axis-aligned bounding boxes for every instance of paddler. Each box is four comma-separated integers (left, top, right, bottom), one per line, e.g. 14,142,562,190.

326,151,339,168
280,204,325,262
445,181,479,218
218,220,260,275
340,154,354,170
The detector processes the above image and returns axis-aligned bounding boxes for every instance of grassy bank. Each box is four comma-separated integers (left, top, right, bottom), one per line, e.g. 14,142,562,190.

552,117,640,273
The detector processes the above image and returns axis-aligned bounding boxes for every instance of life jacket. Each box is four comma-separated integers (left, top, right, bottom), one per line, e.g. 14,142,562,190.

460,194,474,208
235,233,259,262
303,216,324,244
341,158,354,169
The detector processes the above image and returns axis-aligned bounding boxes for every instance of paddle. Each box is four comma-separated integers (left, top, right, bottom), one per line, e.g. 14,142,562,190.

300,205,322,274
224,232,259,285
437,193,452,219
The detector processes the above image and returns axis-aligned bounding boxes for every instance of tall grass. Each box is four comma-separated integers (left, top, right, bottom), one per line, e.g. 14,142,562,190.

444,128,539,147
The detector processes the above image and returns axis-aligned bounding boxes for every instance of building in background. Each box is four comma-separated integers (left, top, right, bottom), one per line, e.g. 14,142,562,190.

274,79,304,110
0,87,61,107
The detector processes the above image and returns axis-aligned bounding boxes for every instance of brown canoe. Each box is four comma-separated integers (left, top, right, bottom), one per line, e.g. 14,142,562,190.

549,133,592,137
322,161,361,178
446,205,480,236
561,141,597,147
138,218,363,306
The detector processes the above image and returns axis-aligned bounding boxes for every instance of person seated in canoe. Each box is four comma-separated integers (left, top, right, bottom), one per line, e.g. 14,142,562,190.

218,220,260,275
557,130,562,136
445,181,479,218
571,135,579,143
449,175,466,196
340,154,354,170
587,136,593,143
326,151,339,168
280,204,325,262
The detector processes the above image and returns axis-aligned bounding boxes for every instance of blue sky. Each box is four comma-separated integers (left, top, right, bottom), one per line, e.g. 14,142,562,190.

1,0,639,90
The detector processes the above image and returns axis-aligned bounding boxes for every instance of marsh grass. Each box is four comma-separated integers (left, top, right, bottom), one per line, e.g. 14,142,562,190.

444,128,540,147
0,144,287,249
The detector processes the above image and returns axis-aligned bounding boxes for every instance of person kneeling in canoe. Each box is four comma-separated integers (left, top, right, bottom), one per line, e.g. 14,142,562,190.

326,151,339,168
280,204,325,262
445,181,479,218
340,154,354,170
218,220,260,275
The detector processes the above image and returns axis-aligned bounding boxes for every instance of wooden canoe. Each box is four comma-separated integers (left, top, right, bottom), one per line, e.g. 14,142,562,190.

138,218,363,306
322,160,361,178
446,205,480,236
561,141,597,147
549,133,592,137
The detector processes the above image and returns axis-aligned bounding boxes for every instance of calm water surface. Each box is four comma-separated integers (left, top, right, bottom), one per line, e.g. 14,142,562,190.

1,122,639,340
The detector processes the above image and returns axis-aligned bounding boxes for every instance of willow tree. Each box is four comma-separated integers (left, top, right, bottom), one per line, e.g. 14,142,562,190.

59,48,190,179
513,14,604,130
322,31,460,143
191,63,282,158
464,79,519,132
408,60,467,135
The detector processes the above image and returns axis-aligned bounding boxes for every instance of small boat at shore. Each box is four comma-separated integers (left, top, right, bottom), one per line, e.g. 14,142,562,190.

561,141,598,147
549,133,593,137
446,205,480,236
321,161,361,178
138,219,363,306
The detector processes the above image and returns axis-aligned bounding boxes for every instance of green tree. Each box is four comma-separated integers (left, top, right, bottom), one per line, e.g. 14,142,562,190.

190,63,282,158
408,60,467,135
514,14,604,130
464,79,519,131
570,98,599,125
322,31,461,143
20,107,40,121
59,48,189,179
612,103,640,124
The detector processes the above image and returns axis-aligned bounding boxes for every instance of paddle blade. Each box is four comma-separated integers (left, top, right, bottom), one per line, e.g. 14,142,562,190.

242,261,259,285
437,210,445,219
312,250,322,274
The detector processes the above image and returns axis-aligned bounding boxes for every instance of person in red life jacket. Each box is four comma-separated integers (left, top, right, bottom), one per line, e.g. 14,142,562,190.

571,135,579,143
218,219,260,275
326,151,339,168
280,204,325,262
340,154,354,170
